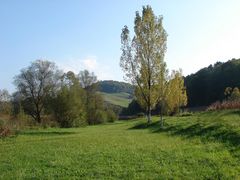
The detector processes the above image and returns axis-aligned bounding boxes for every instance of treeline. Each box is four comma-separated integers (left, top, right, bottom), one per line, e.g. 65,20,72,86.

185,58,240,107
0,60,117,128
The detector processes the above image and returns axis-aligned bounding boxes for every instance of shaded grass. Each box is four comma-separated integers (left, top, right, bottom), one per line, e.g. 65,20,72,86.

0,110,240,179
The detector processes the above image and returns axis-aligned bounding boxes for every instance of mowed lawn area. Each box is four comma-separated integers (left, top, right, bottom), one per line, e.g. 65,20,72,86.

1,110,240,179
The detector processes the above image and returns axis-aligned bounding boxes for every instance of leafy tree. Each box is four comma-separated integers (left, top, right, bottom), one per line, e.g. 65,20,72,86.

79,70,105,124
224,87,233,100
120,5,167,123
79,70,97,90
229,87,240,101
165,70,187,115
223,86,240,101
51,71,86,127
0,89,11,115
14,60,62,123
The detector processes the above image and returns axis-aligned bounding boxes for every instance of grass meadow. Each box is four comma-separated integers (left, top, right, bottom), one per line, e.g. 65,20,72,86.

1,110,240,179
99,92,132,107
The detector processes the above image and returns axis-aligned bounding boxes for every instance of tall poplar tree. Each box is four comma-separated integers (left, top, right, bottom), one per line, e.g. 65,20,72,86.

120,5,167,123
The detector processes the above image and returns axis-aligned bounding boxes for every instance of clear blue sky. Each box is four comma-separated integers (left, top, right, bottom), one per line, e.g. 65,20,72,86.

1,0,240,92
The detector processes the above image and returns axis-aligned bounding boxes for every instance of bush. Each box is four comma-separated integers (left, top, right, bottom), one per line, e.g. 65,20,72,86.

106,110,118,123
0,119,16,138
95,110,107,124
0,126,11,137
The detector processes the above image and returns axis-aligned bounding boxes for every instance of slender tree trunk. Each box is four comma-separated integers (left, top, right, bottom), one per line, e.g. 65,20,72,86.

147,106,151,124
160,101,164,127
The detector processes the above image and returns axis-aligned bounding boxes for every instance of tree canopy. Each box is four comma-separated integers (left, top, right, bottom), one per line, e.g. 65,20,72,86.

185,58,240,107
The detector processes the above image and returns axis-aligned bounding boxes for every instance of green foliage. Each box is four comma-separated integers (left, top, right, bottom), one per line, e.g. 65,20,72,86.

94,110,107,124
120,5,167,123
230,87,240,101
164,70,187,114
106,109,117,122
1,110,240,178
14,60,62,123
185,58,240,106
224,87,240,101
121,99,144,116
0,89,12,115
51,73,87,128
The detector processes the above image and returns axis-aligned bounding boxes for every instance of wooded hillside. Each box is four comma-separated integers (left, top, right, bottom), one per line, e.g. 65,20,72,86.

185,58,240,107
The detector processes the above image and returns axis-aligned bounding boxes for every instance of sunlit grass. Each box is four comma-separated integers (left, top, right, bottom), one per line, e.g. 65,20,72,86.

0,110,240,179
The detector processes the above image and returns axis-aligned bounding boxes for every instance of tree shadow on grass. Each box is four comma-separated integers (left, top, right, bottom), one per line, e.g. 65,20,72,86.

19,131,76,136
129,121,240,148
128,121,160,131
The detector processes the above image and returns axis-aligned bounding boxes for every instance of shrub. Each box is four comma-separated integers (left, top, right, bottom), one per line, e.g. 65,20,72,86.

95,110,107,124
0,119,16,138
106,110,118,123
0,127,11,137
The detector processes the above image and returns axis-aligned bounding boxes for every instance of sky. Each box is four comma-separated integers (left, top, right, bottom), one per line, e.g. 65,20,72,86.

0,0,240,92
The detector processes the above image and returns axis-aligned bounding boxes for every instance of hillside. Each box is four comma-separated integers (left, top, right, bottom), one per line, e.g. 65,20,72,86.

1,110,240,179
98,80,134,107
99,92,132,108
185,58,240,107
98,80,134,95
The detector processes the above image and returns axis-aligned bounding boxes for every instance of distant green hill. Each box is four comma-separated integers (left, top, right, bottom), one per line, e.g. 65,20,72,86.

97,80,134,107
98,80,134,95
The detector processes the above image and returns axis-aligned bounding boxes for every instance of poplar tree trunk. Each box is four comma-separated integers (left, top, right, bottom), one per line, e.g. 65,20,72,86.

160,102,164,127
147,107,151,124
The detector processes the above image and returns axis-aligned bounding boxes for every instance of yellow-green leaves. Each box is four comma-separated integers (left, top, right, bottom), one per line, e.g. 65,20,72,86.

120,6,167,122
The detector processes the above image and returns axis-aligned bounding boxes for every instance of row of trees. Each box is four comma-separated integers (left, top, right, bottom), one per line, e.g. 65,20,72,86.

2,60,117,128
120,5,187,124
121,70,187,117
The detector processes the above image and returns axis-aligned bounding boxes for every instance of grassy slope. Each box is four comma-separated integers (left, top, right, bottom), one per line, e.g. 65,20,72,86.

1,110,240,179
99,92,132,107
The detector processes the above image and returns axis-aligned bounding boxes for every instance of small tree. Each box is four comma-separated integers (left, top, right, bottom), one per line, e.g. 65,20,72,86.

78,70,105,124
165,70,187,115
230,87,240,101
224,87,232,100
120,5,167,123
0,89,11,115
51,72,87,127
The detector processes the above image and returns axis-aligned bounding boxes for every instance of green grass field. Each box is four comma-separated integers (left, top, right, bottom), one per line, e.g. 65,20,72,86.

1,110,240,179
99,92,132,107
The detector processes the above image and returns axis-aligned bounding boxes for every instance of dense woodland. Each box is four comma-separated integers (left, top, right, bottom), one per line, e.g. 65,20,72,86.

185,58,240,107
